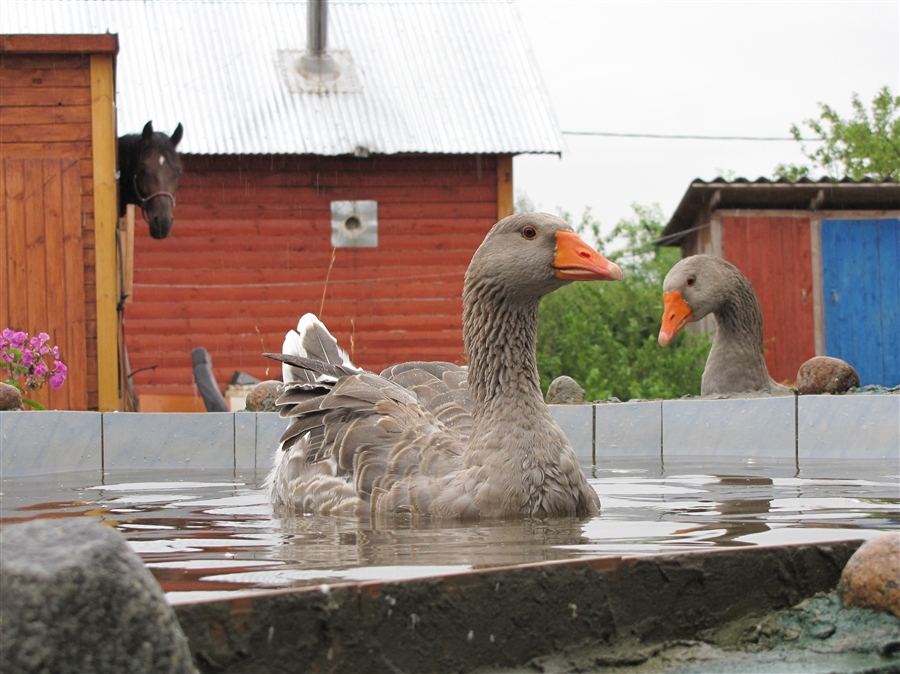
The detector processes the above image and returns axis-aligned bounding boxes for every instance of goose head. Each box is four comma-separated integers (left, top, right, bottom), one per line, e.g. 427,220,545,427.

658,254,730,346
465,213,623,304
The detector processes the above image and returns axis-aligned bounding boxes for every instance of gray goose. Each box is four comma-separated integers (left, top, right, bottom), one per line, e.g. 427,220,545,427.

265,213,623,519
658,254,789,396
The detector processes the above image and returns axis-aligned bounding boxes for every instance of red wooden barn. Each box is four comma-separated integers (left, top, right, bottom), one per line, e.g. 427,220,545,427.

660,177,900,387
6,0,565,411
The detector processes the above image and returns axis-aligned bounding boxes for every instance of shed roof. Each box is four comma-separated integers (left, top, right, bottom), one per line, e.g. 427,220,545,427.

3,0,563,157
661,177,900,245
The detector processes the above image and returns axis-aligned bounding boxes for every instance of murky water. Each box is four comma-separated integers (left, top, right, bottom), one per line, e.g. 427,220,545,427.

1,458,897,605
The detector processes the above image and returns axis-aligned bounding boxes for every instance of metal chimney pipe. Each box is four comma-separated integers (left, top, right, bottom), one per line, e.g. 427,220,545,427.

308,0,327,56
298,0,338,82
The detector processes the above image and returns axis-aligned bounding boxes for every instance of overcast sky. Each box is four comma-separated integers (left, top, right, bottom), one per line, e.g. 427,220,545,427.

512,0,900,238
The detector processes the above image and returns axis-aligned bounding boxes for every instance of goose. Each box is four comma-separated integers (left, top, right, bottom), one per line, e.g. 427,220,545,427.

658,254,789,396
265,213,623,519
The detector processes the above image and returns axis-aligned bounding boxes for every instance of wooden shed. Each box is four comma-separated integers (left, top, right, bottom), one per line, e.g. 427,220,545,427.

660,178,900,387
127,152,510,407
3,0,565,411
0,34,119,411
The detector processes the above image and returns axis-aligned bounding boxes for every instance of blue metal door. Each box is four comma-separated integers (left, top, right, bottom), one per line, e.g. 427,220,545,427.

821,218,900,387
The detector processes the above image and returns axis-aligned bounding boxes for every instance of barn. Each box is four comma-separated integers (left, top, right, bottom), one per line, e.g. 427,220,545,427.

0,34,120,411
4,0,564,411
659,177,900,387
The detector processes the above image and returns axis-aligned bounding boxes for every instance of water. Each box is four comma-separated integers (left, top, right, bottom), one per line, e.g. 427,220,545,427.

1,458,897,605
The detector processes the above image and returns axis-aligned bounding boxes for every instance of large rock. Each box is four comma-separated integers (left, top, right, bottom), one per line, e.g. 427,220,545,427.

0,382,23,410
244,379,284,412
796,356,860,395
0,518,197,674
839,533,900,619
546,375,585,404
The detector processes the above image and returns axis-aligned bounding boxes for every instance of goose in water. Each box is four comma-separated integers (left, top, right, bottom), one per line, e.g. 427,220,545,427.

658,254,789,396
265,213,623,519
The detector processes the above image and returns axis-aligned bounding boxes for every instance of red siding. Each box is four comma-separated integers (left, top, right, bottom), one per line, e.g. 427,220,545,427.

126,153,499,399
722,215,815,384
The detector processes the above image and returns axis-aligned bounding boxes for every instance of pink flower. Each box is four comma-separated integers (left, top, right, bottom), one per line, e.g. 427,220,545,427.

2,328,67,398
50,361,67,390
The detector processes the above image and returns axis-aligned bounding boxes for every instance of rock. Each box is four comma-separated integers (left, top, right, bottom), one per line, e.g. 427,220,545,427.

0,518,197,674
546,375,585,404
797,356,860,395
0,382,23,411
244,380,284,412
839,534,900,619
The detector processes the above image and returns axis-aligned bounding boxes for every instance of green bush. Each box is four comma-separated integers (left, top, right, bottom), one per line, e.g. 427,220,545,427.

536,204,710,401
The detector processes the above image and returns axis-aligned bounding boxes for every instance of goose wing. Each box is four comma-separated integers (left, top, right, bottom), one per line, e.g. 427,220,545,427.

266,354,468,516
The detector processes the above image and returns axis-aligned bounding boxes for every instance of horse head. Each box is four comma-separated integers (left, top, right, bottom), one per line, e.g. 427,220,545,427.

119,121,184,240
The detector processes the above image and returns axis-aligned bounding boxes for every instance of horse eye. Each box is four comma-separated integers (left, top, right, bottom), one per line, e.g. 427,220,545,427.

687,277,696,287
522,226,537,240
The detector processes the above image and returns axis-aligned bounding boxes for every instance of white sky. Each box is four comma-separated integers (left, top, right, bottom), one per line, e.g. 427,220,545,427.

512,0,900,237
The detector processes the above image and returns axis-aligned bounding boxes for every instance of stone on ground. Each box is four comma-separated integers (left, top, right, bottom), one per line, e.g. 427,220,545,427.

0,517,197,674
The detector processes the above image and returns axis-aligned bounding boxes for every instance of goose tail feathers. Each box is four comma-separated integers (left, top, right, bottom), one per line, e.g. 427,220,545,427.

276,313,357,384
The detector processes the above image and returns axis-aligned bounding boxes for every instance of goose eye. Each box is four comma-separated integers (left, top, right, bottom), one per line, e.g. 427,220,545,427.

686,277,696,287
522,226,537,240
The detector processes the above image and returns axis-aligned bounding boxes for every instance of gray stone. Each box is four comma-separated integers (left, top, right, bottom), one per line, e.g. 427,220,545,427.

797,356,860,395
546,375,585,404
0,518,197,674
0,382,23,411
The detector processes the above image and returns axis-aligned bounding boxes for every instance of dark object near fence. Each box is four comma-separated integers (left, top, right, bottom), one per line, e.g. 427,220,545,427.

118,120,184,240
191,347,228,412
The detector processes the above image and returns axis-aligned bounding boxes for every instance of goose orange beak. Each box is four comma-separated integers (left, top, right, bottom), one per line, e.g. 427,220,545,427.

553,230,623,281
659,290,693,346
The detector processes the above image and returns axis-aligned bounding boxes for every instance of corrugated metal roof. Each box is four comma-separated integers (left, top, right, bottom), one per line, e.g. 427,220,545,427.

661,176,900,245
3,0,564,156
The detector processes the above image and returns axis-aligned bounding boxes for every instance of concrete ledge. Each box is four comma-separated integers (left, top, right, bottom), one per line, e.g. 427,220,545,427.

798,395,900,460
172,540,864,673
549,405,593,461
596,400,661,458
0,411,101,476
1,395,898,477
103,412,235,471
663,396,796,458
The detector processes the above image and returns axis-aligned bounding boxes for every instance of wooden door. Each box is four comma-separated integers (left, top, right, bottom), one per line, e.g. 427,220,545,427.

722,215,816,385
821,218,900,387
1,157,88,409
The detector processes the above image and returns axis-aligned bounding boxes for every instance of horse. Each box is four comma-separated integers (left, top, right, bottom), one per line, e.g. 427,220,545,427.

118,121,184,240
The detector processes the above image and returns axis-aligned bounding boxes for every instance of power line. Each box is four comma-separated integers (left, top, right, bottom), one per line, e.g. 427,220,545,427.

561,130,819,141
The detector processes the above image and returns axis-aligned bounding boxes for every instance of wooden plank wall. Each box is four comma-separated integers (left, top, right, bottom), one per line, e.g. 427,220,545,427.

821,218,900,387
125,153,500,400
0,50,97,409
722,215,816,385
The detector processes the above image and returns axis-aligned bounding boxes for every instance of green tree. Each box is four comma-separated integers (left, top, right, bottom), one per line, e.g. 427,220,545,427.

536,205,710,401
775,86,900,180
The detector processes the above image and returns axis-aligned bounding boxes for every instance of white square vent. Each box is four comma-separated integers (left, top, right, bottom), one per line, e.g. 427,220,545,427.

331,200,377,248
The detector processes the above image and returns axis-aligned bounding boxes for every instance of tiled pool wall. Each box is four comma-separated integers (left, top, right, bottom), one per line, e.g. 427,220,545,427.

1,394,898,477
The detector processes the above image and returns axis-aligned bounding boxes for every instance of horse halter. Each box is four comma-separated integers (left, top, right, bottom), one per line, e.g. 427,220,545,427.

133,174,176,223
